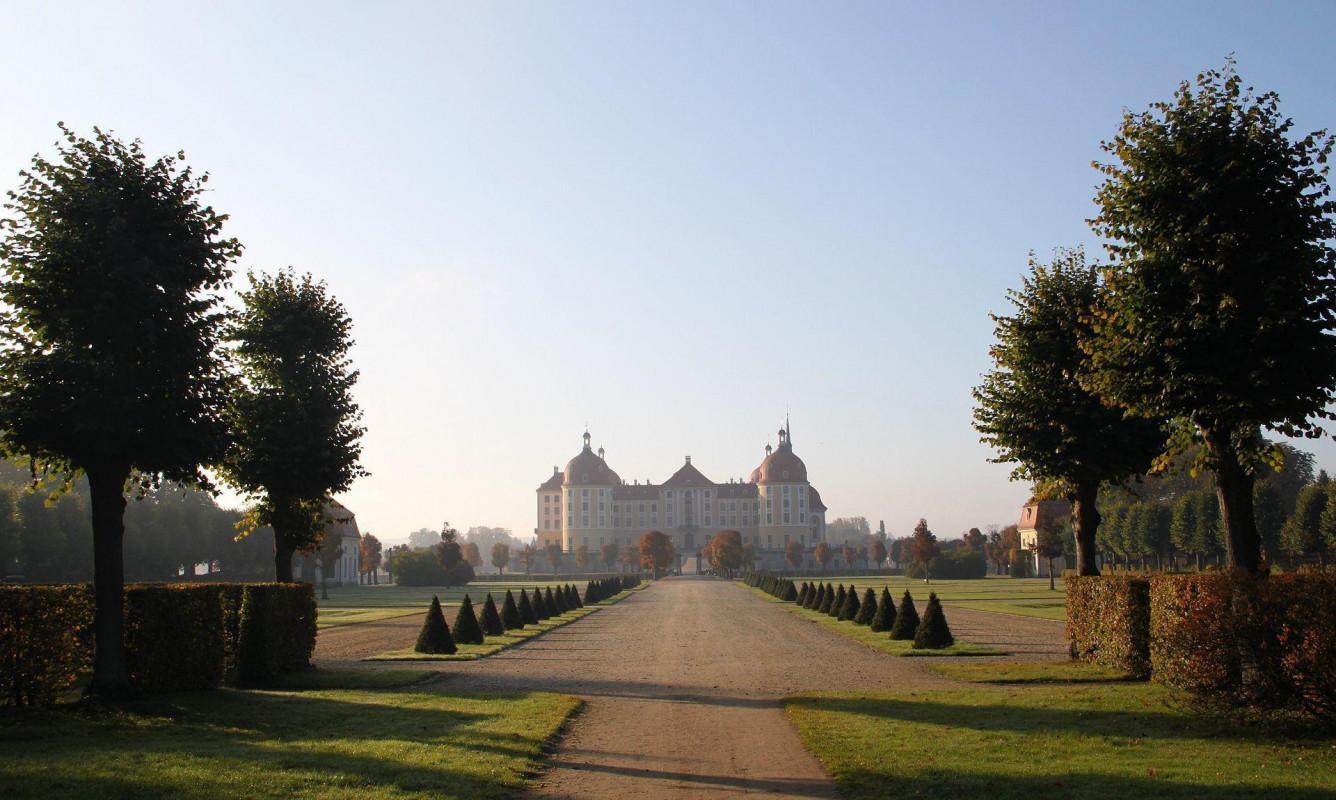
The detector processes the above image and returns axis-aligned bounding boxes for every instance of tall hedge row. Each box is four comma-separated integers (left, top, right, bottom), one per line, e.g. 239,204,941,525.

1065,575,1151,678
0,582,316,707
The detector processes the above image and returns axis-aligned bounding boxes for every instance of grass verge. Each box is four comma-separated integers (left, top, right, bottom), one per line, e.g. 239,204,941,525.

0,683,581,799
745,585,1005,657
929,660,1136,684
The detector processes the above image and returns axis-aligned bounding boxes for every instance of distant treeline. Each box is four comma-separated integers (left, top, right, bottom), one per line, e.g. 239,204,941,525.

0,461,275,582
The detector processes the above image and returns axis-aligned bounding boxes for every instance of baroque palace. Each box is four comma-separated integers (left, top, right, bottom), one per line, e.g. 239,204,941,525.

536,425,827,569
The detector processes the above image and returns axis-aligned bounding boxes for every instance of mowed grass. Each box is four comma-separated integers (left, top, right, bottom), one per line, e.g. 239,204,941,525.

317,579,600,629
0,672,581,800
746,585,1003,657
785,660,1336,800
793,574,1067,620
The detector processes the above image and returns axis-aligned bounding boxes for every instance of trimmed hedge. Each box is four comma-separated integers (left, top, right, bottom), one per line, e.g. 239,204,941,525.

0,582,316,705
1149,572,1336,724
1066,575,1151,678
0,585,93,707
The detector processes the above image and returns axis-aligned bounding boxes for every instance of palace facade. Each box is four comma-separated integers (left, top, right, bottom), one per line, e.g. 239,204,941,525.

535,426,827,569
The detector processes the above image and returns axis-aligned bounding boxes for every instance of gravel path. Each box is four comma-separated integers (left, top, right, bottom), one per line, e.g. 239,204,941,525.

314,577,1067,798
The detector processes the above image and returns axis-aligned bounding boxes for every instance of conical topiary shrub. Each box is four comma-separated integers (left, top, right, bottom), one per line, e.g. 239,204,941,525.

480,593,505,636
870,588,896,632
568,584,583,608
519,589,538,624
546,586,563,614
889,590,919,640
828,584,846,617
913,592,955,649
809,583,826,610
782,580,798,601
839,585,860,621
501,589,524,630
415,595,457,654
796,582,810,607
452,594,485,645
854,588,877,626
531,587,550,620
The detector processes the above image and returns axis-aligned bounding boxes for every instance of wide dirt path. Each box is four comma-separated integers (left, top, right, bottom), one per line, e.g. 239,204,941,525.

400,577,970,799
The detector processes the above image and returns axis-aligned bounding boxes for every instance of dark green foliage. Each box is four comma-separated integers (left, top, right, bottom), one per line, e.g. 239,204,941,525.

889,591,919,640
828,585,846,617
796,582,810,606
906,549,989,580
530,587,550,620
229,583,317,685
0,126,242,695
782,580,798,602
870,588,897,632
379,547,475,587
414,596,456,654
479,593,504,636
0,585,93,706
567,584,583,609
1067,576,1151,677
546,586,562,614
839,585,860,621
518,589,537,625
854,588,877,626
809,583,825,610
452,595,484,645
912,592,955,649
124,584,225,692
501,589,523,630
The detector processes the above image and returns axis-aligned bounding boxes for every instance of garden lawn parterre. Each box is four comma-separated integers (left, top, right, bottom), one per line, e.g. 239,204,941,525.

0,670,580,800
745,584,1003,657
782,574,1067,620
785,660,1336,800
316,580,599,629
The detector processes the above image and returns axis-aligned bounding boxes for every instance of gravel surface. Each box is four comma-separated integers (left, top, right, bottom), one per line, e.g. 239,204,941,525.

314,577,1067,798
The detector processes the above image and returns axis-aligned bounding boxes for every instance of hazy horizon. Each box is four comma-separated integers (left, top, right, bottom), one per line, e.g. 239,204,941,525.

5,1,1336,547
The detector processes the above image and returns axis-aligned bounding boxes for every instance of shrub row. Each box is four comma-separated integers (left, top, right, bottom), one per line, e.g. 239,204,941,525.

748,573,955,650
1065,575,1152,678
1068,572,1336,726
414,580,629,655
905,549,987,580
1,582,316,706
584,575,640,605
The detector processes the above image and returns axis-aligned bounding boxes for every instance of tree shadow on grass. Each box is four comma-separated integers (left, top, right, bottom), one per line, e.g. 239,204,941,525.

835,767,1336,800
0,689,568,800
783,693,1321,745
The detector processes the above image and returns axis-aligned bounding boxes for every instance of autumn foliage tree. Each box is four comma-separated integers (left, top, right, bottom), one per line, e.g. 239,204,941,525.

545,542,563,576
813,541,833,571
869,538,888,569
910,519,940,582
0,126,239,695
359,532,383,584
600,541,619,571
704,529,744,577
1082,63,1336,573
640,530,674,577
784,539,805,572
490,542,510,575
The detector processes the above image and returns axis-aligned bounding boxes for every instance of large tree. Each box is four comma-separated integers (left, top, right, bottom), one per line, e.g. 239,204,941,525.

221,269,365,581
784,538,805,572
1082,63,1336,573
974,248,1165,575
359,532,382,584
0,126,238,695
910,519,940,582
490,541,510,575
705,530,744,577
639,530,673,577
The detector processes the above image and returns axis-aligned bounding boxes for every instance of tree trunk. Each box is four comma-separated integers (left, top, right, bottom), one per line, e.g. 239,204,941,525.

87,463,131,698
1201,426,1261,573
274,529,296,583
1072,482,1101,576
1048,557,1055,590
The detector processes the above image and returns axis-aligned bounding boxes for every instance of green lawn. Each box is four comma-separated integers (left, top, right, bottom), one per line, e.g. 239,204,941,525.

746,585,1004,657
785,661,1336,800
316,580,602,629
0,672,580,800
368,606,601,661
787,574,1067,620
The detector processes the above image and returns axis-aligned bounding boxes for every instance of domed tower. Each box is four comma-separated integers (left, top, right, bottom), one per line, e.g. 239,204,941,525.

750,423,825,557
559,430,620,553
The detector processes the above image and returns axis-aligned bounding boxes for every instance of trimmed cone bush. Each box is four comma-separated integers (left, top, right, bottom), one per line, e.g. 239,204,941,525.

480,593,505,636
518,589,538,624
452,595,485,645
501,590,524,630
854,588,877,626
546,586,562,614
809,583,825,610
782,580,798,601
796,582,810,607
889,590,919,640
913,592,954,649
828,585,846,617
817,584,833,614
870,588,897,632
839,585,860,621
531,587,550,620
415,596,457,654
583,582,597,605
568,584,583,608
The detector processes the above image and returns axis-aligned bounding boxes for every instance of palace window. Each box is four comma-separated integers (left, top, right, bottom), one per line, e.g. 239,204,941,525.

783,512,790,524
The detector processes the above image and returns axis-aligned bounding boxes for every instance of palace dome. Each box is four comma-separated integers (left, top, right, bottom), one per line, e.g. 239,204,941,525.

563,433,621,486
752,428,807,484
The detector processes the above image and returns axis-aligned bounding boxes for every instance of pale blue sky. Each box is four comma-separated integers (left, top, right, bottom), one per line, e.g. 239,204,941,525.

3,1,1335,545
